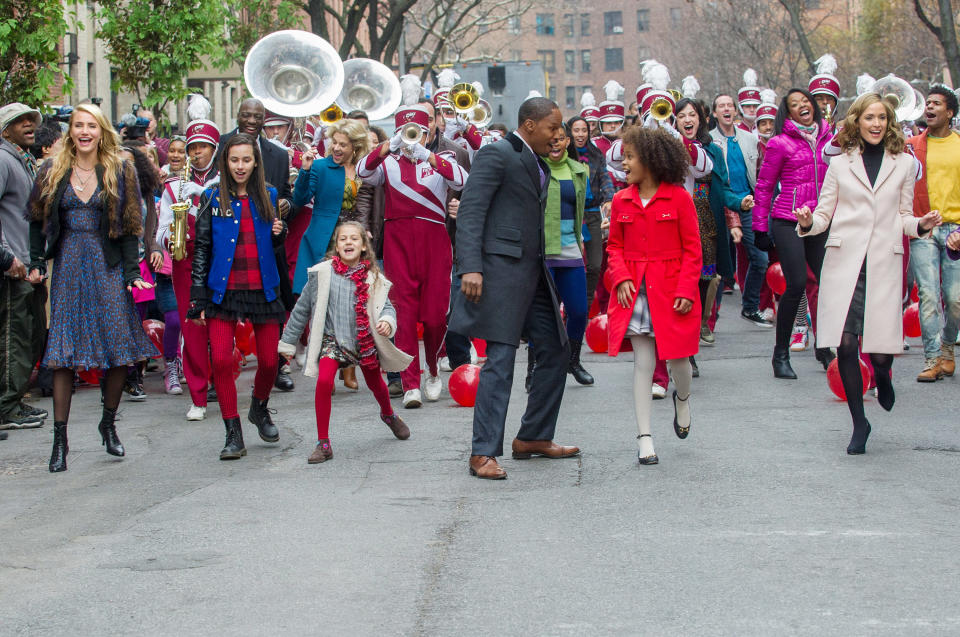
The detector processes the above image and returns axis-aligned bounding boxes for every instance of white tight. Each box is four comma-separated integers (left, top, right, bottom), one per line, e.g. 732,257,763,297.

629,335,693,443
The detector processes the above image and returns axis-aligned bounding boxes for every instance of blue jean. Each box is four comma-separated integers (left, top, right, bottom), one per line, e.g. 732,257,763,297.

549,265,588,341
910,223,960,359
738,209,769,313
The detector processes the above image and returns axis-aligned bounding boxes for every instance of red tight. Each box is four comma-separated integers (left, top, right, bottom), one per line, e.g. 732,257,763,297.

314,357,393,440
207,318,280,419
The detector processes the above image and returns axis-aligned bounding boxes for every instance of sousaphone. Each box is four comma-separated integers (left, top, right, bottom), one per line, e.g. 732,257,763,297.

336,58,402,121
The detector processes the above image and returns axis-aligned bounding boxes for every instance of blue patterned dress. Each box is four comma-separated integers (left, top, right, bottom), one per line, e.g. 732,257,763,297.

42,186,156,370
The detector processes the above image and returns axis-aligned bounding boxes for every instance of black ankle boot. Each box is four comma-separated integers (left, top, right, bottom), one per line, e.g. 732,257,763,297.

814,347,835,370
525,347,536,394
49,421,68,472
875,373,895,412
97,407,125,456
248,396,279,442
220,417,246,460
567,340,595,385
772,347,797,379
847,421,872,455
274,356,294,392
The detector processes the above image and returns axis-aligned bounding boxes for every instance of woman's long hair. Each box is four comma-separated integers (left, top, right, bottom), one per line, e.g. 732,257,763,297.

774,88,823,135
833,93,905,155
325,118,371,164
674,98,712,146
217,133,275,222
326,221,381,278
38,103,124,212
565,115,605,165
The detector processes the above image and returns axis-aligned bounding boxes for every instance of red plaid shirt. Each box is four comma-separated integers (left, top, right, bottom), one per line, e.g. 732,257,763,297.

227,197,263,290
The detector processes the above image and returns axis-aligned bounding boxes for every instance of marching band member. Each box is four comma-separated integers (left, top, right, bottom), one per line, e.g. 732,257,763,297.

156,96,220,421
580,90,601,139
737,69,762,133
594,80,625,156
443,81,484,155
755,89,778,151
809,54,841,130
358,103,468,408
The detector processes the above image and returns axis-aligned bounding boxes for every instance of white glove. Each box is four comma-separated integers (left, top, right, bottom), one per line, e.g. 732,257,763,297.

180,181,205,199
410,143,432,163
642,114,659,130
389,131,404,152
658,118,681,140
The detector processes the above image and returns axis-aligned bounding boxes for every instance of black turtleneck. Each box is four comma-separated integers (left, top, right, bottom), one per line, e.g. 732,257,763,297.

862,140,884,186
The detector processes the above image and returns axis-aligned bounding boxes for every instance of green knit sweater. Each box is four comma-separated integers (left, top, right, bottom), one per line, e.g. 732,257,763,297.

543,151,587,256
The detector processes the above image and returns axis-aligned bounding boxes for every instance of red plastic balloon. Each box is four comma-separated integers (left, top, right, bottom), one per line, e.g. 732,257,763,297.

235,320,255,357
903,302,921,338
141,319,164,358
910,283,919,304
826,357,870,401
78,368,101,385
471,338,487,358
585,314,609,353
449,363,481,407
765,262,786,296
233,347,244,379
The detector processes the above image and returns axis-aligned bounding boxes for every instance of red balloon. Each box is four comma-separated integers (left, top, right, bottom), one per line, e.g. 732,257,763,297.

903,302,921,338
471,338,487,358
585,314,609,353
449,363,481,407
141,319,164,358
910,283,919,304
235,320,255,357
78,368,101,385
233,347,244,379
765,262,786,296
826,357,870,401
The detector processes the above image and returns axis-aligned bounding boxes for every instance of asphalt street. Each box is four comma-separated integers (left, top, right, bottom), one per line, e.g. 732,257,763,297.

2,294,959,636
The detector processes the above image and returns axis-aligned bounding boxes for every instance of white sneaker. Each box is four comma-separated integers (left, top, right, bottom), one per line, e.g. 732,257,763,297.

403,389,422,409
761,308,775,322
439,357,452,372
424,374,443,401
789,326,809,352
651,384,667,399
186,404,206,421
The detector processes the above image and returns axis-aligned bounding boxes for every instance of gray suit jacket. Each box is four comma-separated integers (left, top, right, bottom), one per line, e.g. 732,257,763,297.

448,132,566,346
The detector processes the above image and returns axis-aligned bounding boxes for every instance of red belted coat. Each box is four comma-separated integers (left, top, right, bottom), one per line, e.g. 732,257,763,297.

605,182,703,359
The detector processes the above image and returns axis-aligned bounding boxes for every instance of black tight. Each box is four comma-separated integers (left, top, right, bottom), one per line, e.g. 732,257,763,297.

52,366,126,424
770,219,827,349
837,332,895,432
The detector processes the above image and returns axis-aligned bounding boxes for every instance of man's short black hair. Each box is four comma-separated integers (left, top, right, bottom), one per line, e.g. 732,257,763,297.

346,110,368,121
928,85,959,119
518,97,558,126
29,117,62,159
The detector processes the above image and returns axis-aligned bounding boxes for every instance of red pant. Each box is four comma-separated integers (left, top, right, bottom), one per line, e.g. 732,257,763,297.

207,318,279,420
313,358,393,440
383,218,451,391
172,258,210,406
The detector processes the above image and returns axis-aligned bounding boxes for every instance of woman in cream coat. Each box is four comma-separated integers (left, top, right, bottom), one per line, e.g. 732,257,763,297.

796,93,942,455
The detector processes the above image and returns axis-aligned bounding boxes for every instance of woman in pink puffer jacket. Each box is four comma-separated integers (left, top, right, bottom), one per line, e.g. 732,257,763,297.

752,88,833,380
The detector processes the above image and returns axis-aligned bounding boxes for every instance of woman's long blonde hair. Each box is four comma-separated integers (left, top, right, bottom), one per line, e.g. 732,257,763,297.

325,119,371,164
834,93,905,155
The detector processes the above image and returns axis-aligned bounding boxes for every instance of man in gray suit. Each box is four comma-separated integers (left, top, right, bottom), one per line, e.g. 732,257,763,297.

449,98,580,480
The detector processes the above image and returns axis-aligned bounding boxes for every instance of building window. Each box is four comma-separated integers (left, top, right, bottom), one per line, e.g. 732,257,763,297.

478,22,489,34
669,7,683,27
511,49,522,62
580,50,591,73
580,13,590,37
604,48,623,71
548,86,558,103
638,45,651,61
582,86,593,100
603,11,623,35
538,49,556,72
536,14,555,36
637,9,650,32
562,13,574,37
508,16,521,34
565,86,576,108
564,50,575,74
805,0,821,7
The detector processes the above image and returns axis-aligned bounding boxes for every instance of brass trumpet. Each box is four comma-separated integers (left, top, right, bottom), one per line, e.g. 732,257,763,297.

449,82,479,113
650,96,673,121
168,158,191,261
400,122,424,145
320,103,343,124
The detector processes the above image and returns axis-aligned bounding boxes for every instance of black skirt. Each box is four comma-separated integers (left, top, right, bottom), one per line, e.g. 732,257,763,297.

204,288,287,324
842,263,866,335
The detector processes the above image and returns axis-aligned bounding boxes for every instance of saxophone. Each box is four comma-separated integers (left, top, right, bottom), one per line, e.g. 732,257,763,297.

168,158,191,261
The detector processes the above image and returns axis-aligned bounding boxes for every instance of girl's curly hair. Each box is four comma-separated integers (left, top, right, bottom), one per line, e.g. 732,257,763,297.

620,126,689,185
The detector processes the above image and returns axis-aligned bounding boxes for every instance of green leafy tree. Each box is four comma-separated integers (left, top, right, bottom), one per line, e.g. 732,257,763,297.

96,0,227,121
217,0,303,68
0,0,72,107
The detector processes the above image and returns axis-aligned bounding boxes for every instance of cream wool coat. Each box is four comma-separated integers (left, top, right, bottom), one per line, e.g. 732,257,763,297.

277,260,414,376
799,149,924,353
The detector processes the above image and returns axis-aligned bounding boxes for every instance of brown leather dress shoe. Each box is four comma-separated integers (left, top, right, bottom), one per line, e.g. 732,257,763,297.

308,439,333,464
469,455,507,479
511,438,580,459
340,367,359,390
381,413,410,440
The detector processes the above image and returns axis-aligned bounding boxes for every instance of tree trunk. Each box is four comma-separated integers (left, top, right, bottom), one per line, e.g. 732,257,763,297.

777,0,817,75
914,0,960,84
306,0,331,41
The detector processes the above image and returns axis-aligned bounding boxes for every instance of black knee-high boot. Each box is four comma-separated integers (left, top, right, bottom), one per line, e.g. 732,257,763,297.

837,333,870,454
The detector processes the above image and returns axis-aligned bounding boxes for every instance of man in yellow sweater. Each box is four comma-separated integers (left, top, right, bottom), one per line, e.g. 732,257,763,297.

907,86,960,382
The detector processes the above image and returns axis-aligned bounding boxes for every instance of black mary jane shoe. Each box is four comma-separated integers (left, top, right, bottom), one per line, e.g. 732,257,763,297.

637,434,659,465
672,391,690,440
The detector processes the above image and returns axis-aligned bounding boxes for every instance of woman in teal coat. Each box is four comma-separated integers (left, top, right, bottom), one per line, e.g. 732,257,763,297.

291,119,371,295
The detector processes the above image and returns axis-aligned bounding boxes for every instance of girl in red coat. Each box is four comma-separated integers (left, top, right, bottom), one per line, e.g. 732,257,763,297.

606,127,703,465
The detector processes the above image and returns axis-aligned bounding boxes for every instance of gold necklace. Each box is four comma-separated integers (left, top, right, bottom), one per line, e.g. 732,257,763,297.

72,168,94,193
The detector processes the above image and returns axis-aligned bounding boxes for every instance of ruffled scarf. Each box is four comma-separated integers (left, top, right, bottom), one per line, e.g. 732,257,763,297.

331,256,377,368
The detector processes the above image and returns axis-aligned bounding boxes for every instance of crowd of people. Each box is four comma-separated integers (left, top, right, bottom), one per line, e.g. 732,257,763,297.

1,57,958,476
